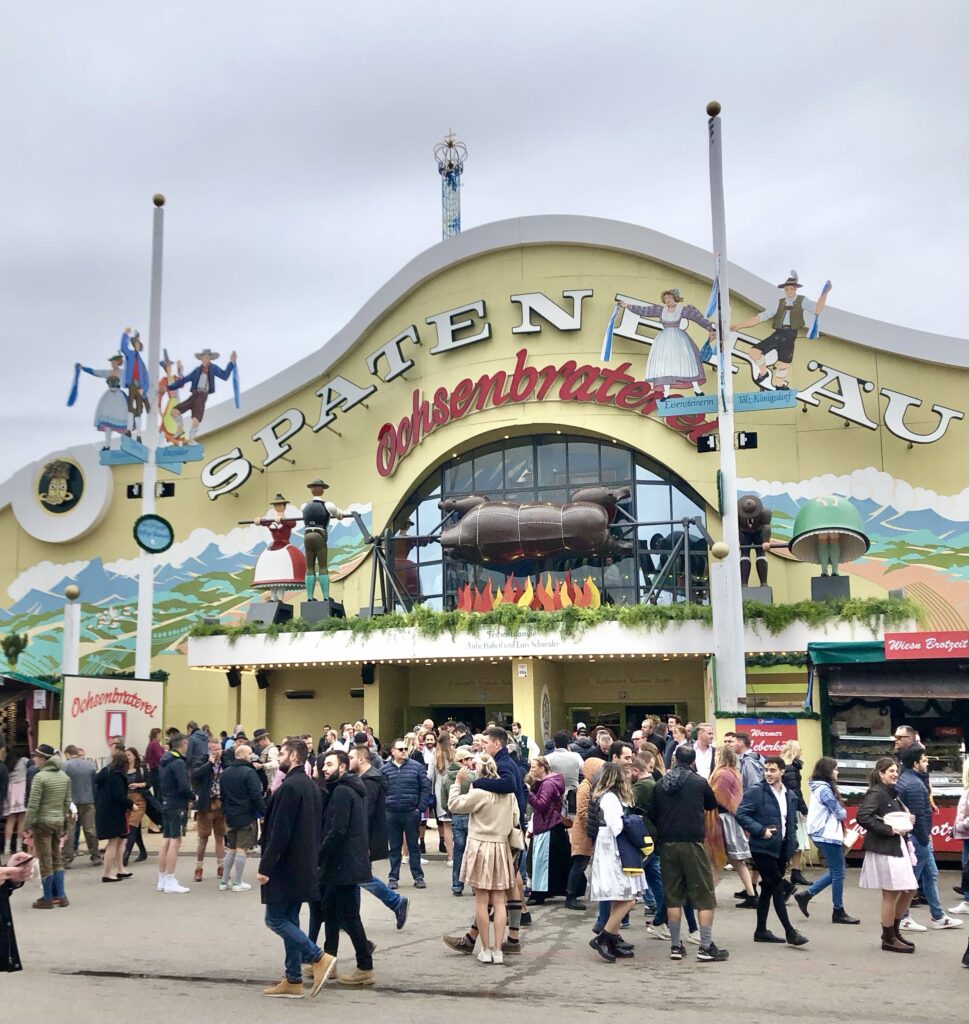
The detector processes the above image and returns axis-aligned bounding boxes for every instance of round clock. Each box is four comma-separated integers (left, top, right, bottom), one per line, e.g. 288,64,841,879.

133,513,175,554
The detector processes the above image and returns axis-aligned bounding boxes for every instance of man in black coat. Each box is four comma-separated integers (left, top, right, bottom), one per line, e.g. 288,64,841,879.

311,750,375,986
219,744,265,891
257,738,333,999
350,745,409,929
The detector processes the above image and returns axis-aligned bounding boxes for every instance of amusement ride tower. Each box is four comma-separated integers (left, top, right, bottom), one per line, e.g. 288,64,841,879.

434,131,467,239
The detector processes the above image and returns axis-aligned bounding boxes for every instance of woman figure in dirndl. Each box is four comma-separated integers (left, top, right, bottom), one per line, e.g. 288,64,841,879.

252,495,306,602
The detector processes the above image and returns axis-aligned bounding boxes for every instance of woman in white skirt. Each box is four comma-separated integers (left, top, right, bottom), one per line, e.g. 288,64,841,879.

588,763,646,963
857,757,918,954
448,753,520,965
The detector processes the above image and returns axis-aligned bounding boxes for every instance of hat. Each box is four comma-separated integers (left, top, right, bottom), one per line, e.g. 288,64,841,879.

253,728,269,740
306,478,329,490
32,743,57,759
234,732,249,741
108,353,123,363
194,348,220,360
576,722,587,731
660,287,684,303
270,493,289,505
455,746,475,761
776,270,803,289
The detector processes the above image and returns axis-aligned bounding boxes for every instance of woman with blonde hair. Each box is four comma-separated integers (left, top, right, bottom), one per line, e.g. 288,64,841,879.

709,745,757,904
448,753,520,965
432,731,455,862
780,739,811,885
588,762,646,962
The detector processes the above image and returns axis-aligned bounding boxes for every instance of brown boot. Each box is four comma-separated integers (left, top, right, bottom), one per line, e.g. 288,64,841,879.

881,925,913,953
193,866,204,882
262,979,304,998
309,953,336,997
337,967,375,986
893,919,915,948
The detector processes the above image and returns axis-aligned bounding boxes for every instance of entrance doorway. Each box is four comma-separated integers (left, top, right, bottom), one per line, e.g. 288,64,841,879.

430,706,488,732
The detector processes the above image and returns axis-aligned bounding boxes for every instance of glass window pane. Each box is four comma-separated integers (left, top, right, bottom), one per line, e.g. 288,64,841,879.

601,445,632,484
416,497,441,538
671,488,706,525
420,594,443,611
444,458,473,493
536,488,568,506
418,540,441,565
636,483,671,528
537,442,567,488
504,445,534,489
473,449,504,493
419,562,443,595
504,490,535,505
604,587,637,607
636,461,664,483
568,441,599,485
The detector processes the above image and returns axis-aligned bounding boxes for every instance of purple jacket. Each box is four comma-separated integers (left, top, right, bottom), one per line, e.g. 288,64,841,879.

528,773,565,834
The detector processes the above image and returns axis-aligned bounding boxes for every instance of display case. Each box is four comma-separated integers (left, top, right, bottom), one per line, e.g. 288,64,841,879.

830,734,896,793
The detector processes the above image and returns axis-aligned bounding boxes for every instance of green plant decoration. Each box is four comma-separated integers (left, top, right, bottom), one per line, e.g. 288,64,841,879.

2,633,28,666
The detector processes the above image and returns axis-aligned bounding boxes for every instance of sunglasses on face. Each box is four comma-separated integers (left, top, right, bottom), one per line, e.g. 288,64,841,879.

394,747,406,752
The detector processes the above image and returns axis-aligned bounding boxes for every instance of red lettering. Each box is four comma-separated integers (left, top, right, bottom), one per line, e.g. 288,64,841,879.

397,415,412,456
376,423,397,477
537,361,574,400
411,389,432,448
594,363,635,405
615,381,655,411
472,370,509,410
508,349,538,403
558,365,601,402
450,378,475,419
431,387,450,427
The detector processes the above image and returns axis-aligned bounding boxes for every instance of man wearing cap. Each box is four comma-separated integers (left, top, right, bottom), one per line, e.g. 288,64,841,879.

443,746,476,895
569,724,594,758
731,272,831,391
22,744,72,909
301,479,347,603
253,730,280,792
166,347,237,444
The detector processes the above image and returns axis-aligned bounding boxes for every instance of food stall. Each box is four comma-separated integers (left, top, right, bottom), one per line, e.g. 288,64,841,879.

810,636,969,861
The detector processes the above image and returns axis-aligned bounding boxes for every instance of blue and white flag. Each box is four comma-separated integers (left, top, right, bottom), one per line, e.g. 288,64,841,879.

67,364,82,406
704,255,721,318
600,304,619,362
231,362,241,408
807,279,832,340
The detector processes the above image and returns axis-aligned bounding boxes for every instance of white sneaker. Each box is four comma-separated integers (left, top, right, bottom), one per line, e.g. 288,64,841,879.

157,874,168,892
218,880,230,891
947,901,969,915
491,949,504,965
420,858,429,865
899,916,927,932
164,878,190,893
646,923,671,940
231,881,252,892
477,949,493,963
929,914,964,930
686,930,702,945
447,860,453,867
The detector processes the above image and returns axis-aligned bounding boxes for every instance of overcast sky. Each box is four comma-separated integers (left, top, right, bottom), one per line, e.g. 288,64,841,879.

2,0,966,484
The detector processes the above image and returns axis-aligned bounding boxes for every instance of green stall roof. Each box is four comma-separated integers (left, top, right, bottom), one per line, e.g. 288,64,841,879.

807,641,885,665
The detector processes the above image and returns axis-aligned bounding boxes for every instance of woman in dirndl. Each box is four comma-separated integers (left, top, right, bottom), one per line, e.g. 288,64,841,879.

709,745,757,904
448,753,520,965
588,762,646,962
251,495,306,601
857,757,918,954
77,355,130,449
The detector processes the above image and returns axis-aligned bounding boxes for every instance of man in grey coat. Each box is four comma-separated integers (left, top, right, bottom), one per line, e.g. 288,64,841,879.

61,746,101,866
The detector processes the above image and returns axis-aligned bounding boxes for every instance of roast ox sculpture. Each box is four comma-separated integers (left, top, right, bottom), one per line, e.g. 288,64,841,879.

438,487,633,565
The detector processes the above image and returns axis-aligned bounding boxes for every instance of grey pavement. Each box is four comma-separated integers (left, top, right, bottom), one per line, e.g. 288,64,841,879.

5,834,967,1021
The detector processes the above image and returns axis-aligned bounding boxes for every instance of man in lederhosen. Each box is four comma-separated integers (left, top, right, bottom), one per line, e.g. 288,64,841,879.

166,347,237,444
732,272,831,391
301,479,346,602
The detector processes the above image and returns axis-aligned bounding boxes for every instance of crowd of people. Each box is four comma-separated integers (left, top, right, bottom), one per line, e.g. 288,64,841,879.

1,714,967,984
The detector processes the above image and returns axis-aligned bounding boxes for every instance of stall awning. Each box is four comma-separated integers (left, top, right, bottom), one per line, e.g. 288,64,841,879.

808,641,885,665
0,671,61,694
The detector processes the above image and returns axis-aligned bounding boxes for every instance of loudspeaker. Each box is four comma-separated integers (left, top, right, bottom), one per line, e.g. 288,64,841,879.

361,663,375,685
349,687,364,699
226,668,241,688
256,670,270,690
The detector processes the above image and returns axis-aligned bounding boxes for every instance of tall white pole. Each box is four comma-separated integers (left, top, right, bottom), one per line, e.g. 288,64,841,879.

61,586,82,676
134,194,165,679
706,103,747,710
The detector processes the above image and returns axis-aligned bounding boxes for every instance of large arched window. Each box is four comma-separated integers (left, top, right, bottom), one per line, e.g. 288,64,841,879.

388,434,709,611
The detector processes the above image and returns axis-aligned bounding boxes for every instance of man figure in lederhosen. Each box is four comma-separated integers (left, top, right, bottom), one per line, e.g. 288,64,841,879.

732,272,831,391
166,347,237,444
738,494,772,587
301,479,346,601
120,328,149,440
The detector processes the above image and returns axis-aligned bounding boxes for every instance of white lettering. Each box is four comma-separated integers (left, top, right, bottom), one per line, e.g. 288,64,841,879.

201,448,253,500
252,408,305,467
510,289,592,334
797,361,878,429
311,376,377,431
426,300,491,355
879,387,965,444
366,325,420,382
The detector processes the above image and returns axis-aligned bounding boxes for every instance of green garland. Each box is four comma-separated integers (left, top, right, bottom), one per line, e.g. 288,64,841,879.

188,596,923,646
32,669,171,690
2,632,28,666
714,709,821,720
745,653,809,668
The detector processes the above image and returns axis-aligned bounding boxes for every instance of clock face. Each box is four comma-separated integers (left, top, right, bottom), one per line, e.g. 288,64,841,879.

133,514,174,554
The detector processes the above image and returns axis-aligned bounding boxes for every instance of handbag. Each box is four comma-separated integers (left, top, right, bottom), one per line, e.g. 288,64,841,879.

509,826,525,851
144,792,163,826
842,826,862,850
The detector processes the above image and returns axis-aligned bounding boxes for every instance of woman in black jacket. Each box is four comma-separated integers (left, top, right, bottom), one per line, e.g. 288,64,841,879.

857,757,918,954
95,749,133,883
780,740,810,885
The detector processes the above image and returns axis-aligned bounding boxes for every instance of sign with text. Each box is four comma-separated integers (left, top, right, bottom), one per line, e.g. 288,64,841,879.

61,675,164,764
735,717,799,757
734,389,798,412
844,798,959,856
884,631,968,660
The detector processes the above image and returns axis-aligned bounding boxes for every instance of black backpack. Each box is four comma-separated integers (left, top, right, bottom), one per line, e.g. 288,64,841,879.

585,796,604,841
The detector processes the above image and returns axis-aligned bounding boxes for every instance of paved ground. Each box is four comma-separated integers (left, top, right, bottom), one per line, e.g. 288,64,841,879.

6,831,967,1021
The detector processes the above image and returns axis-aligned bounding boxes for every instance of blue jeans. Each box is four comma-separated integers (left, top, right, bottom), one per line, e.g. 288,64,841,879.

641,853,664,917
451,816,468,892
386,808,424,882
362,874,402,910
960,840,968,898
911,836,943,921
264,902,322,984
806,841,845,909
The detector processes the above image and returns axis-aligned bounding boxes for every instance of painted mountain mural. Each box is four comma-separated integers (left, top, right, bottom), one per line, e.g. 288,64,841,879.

1,504,372,677
738,467,968,630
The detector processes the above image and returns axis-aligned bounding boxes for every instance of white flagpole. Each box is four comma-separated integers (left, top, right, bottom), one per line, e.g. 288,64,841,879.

706,103,747,710
134,194,165,679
